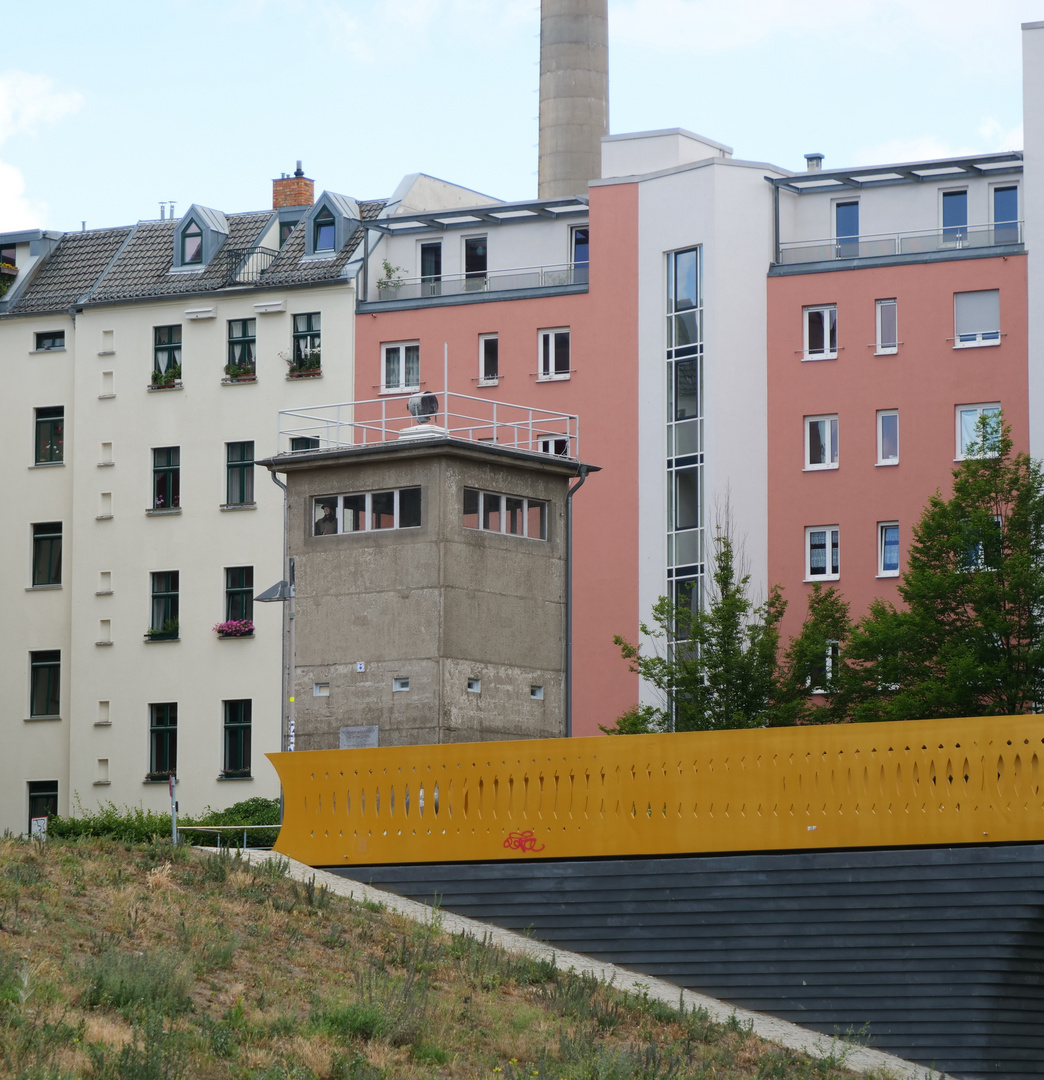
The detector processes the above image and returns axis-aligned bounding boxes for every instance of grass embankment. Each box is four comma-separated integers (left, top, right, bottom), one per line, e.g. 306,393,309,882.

0,836,875,1079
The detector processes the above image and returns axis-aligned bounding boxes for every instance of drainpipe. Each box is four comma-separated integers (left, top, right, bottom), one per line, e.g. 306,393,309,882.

270,471,294,754
565,463,590,738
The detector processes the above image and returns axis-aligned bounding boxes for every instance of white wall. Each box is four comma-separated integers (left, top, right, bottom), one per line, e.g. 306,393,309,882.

1024,22,1044,458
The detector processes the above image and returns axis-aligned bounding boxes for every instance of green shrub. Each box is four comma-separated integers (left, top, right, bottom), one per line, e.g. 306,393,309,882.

82,947,191,1016
48,802,172,844
318,1002,386,1041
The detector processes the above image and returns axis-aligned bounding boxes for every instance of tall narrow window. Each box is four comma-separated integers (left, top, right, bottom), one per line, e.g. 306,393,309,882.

942,190,968,243
153,325,182,377
571,226,590,282
479,333,499,384
225,566,254,621
27,781,58,834
954,289,1000,347
877,410,899,465
34,406,64,463
804,415,839,469
227,319,256,373
152,447,180,509
464,236,487,289
313,208,335,252
29,651,60,718
538,328,570,379
835,201,859,258
382,341,420,392
279,220,299,247
149,703,177,777
806,527,840,580
878,522,900,577
223,700,252,776
292,312,321,366
420,242,442,296
32,522,62,586
150,572,179,636
226,441,255,505
994,186,1019,245
803,305,837,359
876,299,897,354
181,220,203,264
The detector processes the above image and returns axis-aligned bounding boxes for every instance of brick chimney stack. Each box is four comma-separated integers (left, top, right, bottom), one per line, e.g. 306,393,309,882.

272,160,314,208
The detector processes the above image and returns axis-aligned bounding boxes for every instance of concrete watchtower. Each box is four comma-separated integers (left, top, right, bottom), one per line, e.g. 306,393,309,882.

265,435,592,752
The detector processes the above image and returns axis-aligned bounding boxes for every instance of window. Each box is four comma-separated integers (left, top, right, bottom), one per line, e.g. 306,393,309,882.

464,236,487,288
225,566,253,621
804,415,839,470
313,208,335,252
152,447,180,509
292,312,321,365
877,410,899,465
530,685,544,700
227,319,256,373
467,678,481,693
32,522,62,586
279,220,298,247
223,700,252,776
835,201,859,258
149,703,177,778
29,651,60,718
290,436,320,451
27,780,58,835
181,220,202,264
420,242,442,295
803,305,837,359
994,186,1019,244
313,488,421,535
226,441,255,505
153,325,182,376
963,514,1003,572
806,526,840,580
479,334,498,384
382,341,420,392
954,290,1000,348
957,404,1001,459
35,330,65,351
571,226,589,282
875,299,897,354
809,641,841,695
392,677,410,692
942,190,967,243
150,571,179,635
539,437,570,456
463,489,547,540
878,522,900,577
34,406,64,463
538,328,570,379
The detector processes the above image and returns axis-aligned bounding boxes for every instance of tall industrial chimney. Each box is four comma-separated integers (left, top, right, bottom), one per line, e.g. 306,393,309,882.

538,0,609,198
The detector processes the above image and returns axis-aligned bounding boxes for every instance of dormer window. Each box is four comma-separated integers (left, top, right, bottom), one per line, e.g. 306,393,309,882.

181,221,203,264
314,209,336,252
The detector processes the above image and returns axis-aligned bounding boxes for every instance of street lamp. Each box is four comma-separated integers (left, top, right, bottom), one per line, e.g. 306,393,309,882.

256,556,295,753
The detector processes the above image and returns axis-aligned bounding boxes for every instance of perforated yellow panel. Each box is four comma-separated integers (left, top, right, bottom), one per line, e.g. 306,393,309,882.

268,715,1044,867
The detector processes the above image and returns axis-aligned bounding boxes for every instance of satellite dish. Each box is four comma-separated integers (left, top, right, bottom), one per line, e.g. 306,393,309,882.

407,392,439,424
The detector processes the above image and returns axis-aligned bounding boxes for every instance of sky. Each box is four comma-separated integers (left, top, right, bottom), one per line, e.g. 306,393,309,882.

1,0,1041,233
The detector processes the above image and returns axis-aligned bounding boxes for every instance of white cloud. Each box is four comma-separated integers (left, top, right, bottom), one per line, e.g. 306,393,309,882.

852,118,1023,168
0,71,82,230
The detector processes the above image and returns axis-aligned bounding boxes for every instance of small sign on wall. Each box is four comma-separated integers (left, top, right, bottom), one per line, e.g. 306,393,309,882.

340,725,379,749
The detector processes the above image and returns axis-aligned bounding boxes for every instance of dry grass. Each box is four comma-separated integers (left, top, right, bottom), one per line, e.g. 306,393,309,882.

0,835,875,1079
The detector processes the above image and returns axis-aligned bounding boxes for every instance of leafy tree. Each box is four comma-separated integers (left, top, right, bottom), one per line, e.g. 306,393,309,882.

843,415,1044,720
773,585,852,725
614,535,785,731
599,704,666,735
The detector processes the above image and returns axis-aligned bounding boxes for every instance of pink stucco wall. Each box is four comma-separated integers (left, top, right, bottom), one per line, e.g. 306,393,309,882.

354,183,641,737
767,255,1028,641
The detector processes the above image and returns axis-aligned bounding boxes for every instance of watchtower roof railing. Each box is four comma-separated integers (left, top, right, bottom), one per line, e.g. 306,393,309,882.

277,391,580,460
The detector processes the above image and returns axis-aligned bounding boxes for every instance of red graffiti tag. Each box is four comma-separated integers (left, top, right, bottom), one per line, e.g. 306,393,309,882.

503,829,546,854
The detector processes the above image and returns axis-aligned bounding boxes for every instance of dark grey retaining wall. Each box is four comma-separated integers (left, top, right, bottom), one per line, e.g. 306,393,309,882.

330,844,1044,1080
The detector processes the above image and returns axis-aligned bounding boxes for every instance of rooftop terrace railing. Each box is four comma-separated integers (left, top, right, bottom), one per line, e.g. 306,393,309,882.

277,391,580,459
370,261,587,303
777,220,1023,265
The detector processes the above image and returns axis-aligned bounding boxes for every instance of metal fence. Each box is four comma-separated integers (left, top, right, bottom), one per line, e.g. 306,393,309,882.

371,262,586,302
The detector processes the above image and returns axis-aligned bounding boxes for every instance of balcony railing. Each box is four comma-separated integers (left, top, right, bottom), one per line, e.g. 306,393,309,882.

277,391,579,459
224,245,279,285
371,261,587,303
777,221,1023,265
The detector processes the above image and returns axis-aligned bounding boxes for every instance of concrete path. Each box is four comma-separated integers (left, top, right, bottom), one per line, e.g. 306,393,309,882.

241,850,951,1080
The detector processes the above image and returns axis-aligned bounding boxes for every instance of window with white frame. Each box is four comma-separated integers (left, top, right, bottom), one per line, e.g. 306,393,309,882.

539,437,569,456
877,410,899,465
463,489,547,540
478,333,498,385
876,299,897,354
382,341,420,392
313,489,421,535
956,404,1001,459
803,305,837,360
878,522,900,577
804,415,838,469
963,514,1003,572
805,526,840,580
954,290,1000,348
538,328,570,379
809,640,840,695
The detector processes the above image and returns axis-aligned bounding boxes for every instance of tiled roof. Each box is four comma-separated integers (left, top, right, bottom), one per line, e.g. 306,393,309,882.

9,228,132,313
